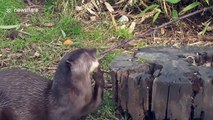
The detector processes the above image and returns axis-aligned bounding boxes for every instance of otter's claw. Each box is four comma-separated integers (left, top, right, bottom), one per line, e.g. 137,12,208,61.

92,67,105,87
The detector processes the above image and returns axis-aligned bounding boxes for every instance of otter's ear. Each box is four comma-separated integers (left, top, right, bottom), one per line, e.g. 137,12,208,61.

66,59,72,64
88,48,97,58
66,55,74,65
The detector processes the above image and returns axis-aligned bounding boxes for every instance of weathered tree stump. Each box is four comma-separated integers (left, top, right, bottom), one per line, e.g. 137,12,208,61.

110,46,213,120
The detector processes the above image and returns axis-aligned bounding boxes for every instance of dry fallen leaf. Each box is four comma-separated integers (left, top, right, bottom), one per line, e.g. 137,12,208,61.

104,2,114,12
8,53,23,58
86,8,98,16
64,39,74,45
90,16,96,21
0,60,7,68
43,23,54,27
161,28,165,35
128,40,139,46
129,22,136,33
35,23,54,27
75,6,83,11
1,47,11,54
47,65,57,70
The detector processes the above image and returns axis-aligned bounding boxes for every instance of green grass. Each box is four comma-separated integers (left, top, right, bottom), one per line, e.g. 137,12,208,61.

58,16,82,36
0,0,23,25
1,38,30,51
0,0,119,119
115,27,133,39
87,91,116,120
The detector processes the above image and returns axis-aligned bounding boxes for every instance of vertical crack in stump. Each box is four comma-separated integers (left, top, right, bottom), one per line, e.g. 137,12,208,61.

117,70,124,115
112,69,119,109
116,70,132,119
164,85,170,120
188,72,204,120
144,63,162,120
124,70,131,119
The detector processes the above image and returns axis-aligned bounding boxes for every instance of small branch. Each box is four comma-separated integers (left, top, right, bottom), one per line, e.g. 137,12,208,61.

18,30,32,36
98,6,213,59
98,30,152,60
136,5,213,38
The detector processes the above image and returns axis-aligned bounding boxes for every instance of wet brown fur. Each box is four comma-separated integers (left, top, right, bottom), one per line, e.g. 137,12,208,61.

0,48,104,120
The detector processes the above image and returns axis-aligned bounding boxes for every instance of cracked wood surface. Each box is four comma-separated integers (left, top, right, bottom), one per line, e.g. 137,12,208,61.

110,46,213,120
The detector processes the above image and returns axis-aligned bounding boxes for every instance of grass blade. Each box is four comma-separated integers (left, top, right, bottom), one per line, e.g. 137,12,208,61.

153,9,161,23
172,9,178,21
139,4,159,17
204,0,209,5
61,29,66,38
180,2,200,14
166,0,181,4
198,21,211,35
0,25,20,29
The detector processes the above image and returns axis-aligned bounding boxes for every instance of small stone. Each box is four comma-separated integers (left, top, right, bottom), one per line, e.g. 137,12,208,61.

90,16,96,21
34,51,40,57
118,15,129,23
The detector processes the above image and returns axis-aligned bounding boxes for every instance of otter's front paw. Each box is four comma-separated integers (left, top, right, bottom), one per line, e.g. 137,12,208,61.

92,67,105,87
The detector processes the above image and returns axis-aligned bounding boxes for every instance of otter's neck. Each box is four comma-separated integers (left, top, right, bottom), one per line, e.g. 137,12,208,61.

52,61,71,87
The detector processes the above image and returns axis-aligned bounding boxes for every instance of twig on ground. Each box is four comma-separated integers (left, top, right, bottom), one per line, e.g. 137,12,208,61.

18,30,32,36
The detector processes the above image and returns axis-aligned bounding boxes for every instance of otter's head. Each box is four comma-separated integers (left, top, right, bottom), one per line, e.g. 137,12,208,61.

66,48,99,75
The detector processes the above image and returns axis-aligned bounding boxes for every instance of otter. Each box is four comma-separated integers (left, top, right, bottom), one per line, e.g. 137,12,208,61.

0,48,105,120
